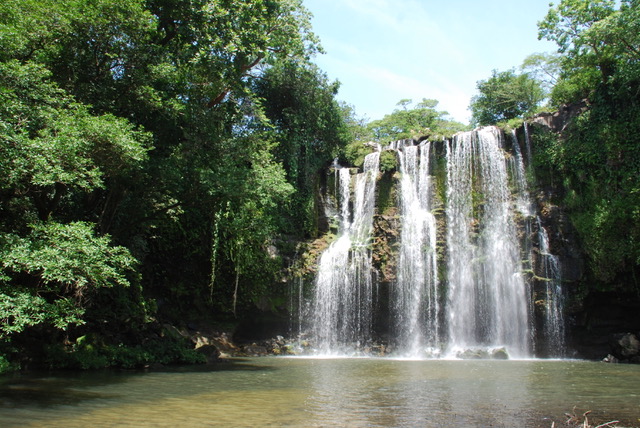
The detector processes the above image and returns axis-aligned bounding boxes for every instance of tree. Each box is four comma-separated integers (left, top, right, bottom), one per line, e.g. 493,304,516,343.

1,0,335,368
0,222,136,339
469,69,545,126
0,61,150,222
533,0,640,284
538,0,640,105
0,58,148,349
254,61,350,236
366,98,461,141
521,52,562,93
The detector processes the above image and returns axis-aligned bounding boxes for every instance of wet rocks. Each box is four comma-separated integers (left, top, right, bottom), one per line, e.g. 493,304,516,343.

456,347,510,360
195,345,221,364
238,336,304,356
605,333,640,363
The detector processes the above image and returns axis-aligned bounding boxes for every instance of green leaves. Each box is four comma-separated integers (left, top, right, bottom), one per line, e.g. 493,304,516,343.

0,0,340,354
366,98,463,142
538,0,616,54
0,221,136,338
0,60,151,221
2,222,136,290
0,291,84,338
538,0,639,104
470,69,545,126
0,61,151,179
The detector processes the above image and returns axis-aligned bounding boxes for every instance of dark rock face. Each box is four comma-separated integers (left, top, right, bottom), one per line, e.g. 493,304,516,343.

536,200,584,284
233,311,290,343
532,100,588,133
608,332,640,362
568,292,640,360
195,344,221,363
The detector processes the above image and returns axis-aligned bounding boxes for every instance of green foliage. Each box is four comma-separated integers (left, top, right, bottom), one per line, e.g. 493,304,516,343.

532,0,640,285
379,150,398,173
45,335,206,370
0,290,85,337
366,99,462,141
470,69,546,126
0,355,11,373
0,0,344,370
533,94,640,283
0,222,137,338
343,140,373,168
521,52,562,92
538,0,616,56
254,60,350,236
0,60,151,222
339,102,374,142
2,222,135,289
538,0,640,105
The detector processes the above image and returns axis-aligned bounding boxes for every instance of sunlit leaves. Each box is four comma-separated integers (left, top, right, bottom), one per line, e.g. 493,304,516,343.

0,291,84,338
0,221,136,337
0,60,150,200
2,222,136,290
366,98,462,142
538,0,639,104
470,70,545,126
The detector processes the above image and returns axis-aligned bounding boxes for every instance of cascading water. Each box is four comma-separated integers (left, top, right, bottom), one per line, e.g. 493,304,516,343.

509,130,533,217
306,125,564,358
312,152,380,353
445,127,531,357
537,217,565,356
394,142,440,356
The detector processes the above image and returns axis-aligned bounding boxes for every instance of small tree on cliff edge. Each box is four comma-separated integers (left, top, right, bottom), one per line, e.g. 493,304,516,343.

469,69,545,126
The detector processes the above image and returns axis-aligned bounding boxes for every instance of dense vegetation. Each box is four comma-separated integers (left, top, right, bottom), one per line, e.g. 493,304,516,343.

471,0,640,293
534,0,640,288
341,98,467,168
0,0,351,370
0,0,638,371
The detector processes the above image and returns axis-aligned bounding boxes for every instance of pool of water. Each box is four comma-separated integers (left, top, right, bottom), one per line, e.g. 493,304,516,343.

1,358,639,427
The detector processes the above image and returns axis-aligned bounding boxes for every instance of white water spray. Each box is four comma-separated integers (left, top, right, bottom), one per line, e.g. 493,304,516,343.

394,142,440,356
446,127,531,357
312,152,380,353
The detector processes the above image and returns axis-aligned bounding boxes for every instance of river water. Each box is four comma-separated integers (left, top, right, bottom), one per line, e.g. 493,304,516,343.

1,357,639,427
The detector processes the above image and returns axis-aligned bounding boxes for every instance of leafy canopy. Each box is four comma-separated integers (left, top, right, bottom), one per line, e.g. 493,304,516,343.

533,0,640,283
538,0,640,104
0,222,136,338
470,69,545,126
367,98,465,142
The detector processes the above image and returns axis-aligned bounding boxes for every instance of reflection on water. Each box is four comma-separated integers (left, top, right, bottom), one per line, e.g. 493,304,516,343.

1,358,639,427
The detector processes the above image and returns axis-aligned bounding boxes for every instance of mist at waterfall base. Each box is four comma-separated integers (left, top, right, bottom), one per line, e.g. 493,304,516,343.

290,126,566,359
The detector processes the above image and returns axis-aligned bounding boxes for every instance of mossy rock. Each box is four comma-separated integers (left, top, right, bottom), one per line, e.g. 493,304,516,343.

379,150,398,173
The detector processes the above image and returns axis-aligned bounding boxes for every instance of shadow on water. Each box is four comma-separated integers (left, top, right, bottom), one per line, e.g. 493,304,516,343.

155,358,279,374
0,358,277,409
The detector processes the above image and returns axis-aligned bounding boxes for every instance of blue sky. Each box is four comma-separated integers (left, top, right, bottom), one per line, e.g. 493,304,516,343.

302,0,559,124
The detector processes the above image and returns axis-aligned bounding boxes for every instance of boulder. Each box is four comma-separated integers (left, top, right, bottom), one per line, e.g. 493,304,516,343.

491,347,509,360
609,333,640,361
242,344,268,356
195,344,221,364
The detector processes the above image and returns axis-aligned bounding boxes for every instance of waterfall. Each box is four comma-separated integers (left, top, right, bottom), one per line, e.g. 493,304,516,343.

445,127,531,357
394,142,440,356
509,130,533,217
306,125,564,358
537,218,566,356
312,152,380,353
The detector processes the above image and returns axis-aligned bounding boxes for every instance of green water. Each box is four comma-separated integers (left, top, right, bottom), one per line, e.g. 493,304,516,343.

1,358,639,427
